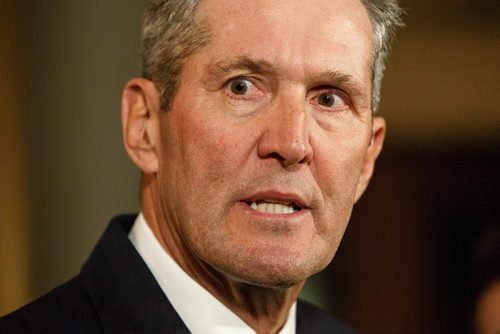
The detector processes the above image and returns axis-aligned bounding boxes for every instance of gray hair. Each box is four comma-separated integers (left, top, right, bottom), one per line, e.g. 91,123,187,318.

141,0,210,111
361,0,404,112
141,0,403,112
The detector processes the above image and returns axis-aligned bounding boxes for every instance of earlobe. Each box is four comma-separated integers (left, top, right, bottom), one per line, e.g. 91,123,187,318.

354,117,386,202
121,78,161,174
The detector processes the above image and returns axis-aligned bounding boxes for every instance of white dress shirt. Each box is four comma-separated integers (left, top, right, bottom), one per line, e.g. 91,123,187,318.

128,213,297,334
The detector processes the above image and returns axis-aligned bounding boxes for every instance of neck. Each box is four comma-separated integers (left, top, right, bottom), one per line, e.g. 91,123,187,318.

140,175,304,333
221,282,302,334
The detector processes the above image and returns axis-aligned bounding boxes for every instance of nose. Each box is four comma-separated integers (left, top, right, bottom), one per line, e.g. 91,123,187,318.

256,97,313,167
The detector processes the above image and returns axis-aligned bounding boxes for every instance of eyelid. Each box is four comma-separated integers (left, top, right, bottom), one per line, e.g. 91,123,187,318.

316,86,350,102
223,75,262,88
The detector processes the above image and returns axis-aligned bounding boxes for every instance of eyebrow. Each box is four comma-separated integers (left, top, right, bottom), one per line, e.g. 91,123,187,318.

201,56,278,86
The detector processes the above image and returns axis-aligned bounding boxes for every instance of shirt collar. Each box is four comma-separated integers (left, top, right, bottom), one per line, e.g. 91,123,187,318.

128,212,296,334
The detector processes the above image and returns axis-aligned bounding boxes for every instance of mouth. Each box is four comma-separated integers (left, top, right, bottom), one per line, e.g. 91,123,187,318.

245,199,303,215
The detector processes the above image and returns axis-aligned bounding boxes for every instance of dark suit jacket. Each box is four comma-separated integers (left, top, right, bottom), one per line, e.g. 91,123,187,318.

0,215,358,333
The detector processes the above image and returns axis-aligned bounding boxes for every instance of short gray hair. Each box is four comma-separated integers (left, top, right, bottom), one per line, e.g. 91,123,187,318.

362,0,404,112
141,0,403,112
141,0,210,111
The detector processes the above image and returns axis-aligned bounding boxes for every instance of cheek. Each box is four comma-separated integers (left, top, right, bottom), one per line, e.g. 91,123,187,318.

314,133,368,202
187,122,240,182
169,109,252,210
159,117,231,245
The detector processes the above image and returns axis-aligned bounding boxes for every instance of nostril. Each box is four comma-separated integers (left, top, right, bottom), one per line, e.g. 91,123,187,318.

268,152,284,161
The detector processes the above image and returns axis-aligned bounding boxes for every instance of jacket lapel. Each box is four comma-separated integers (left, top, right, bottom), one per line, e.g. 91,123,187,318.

80,215,189,333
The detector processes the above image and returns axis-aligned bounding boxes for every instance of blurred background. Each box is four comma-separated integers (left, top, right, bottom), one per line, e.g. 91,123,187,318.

0,0,498,333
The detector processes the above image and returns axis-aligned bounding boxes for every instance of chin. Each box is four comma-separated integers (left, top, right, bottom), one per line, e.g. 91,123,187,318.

217,250,328,289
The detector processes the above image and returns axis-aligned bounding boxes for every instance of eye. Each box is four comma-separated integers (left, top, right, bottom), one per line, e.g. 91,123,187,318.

222,77,268,116
223,77,266,101
229,78,250,95
312,90,349,112
317,92,337,107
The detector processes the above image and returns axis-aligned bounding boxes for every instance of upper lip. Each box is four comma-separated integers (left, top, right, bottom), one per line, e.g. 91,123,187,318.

241,190,310,209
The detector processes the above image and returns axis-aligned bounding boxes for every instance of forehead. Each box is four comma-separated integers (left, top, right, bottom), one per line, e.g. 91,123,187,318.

196,0,374,84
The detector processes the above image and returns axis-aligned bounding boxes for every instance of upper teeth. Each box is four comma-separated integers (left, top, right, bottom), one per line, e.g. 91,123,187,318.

250,201,296,214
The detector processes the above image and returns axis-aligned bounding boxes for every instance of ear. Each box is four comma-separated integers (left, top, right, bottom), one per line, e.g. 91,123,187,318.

354,116,386,202
121,78,161,174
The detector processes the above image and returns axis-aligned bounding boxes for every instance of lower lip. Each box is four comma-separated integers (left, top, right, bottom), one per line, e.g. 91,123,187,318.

236,201,309,220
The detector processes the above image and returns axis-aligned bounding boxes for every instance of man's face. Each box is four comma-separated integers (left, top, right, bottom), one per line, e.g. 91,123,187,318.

155,0,379,287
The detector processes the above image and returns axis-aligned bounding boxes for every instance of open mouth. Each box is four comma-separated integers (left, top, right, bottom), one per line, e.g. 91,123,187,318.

245,200,302,214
